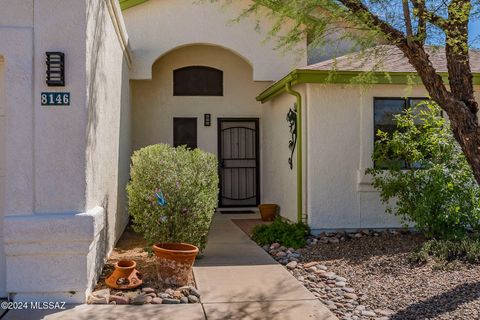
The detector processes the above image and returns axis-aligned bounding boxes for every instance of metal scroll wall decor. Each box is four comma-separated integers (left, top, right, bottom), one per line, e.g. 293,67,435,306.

287,103,297,170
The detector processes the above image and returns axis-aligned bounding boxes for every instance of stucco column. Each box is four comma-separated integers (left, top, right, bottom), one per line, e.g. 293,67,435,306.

0,0,107,303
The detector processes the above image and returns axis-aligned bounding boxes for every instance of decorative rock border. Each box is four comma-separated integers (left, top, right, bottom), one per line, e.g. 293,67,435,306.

307,229,406,247
262,229,402,320
88,285,201,305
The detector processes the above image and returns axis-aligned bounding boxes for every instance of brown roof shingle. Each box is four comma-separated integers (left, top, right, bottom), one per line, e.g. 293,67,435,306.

301,45,480,73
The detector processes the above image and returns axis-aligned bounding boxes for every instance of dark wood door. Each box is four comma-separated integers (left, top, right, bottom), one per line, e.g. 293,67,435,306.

218,119,260,207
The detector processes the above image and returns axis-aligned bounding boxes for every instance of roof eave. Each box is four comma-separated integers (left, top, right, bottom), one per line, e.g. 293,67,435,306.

256,69,480,103
119,0,149,10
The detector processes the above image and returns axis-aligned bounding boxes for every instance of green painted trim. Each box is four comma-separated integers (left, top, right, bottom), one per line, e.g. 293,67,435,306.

285,82,303,224
119,0,148,10
257,69,480,103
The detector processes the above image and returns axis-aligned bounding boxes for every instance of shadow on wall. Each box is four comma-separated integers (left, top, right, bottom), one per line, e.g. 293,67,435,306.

115,46,132,244
86,0,109,253
85,0,131,259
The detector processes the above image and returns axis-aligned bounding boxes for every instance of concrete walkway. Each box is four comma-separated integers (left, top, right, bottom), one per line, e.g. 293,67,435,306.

2,213,336,320
193,213,337,320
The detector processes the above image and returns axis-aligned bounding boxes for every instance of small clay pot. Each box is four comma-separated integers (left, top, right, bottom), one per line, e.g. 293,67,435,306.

152,243,199,286
258,204,278,221
105,259,143,290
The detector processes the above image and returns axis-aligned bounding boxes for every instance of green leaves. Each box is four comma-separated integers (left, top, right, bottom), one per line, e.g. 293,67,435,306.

411,238,480,264
367,101,480,240
251,219,310,249
127,144,219,251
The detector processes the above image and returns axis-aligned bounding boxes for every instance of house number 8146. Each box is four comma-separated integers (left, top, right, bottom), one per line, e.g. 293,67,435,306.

41,92,70,106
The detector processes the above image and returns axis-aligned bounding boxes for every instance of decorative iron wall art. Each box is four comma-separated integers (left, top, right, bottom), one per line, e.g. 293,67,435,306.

287,103,297,170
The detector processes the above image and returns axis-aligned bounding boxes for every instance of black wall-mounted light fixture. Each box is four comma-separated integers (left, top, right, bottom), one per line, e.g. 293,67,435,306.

46,52,65,86
204,113,211,127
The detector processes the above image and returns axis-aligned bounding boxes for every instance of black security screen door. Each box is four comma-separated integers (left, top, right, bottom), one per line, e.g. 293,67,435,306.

218,119,260,207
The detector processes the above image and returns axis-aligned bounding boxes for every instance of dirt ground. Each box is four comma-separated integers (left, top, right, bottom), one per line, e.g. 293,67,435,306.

301,233,480,320
94,225,194,295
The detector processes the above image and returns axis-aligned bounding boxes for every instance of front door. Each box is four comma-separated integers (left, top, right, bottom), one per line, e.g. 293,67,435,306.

218,119,260,207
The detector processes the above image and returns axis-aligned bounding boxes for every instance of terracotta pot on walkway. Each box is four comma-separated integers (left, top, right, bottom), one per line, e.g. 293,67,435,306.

258,204,278,221
152,243,199,286
105,259,143,290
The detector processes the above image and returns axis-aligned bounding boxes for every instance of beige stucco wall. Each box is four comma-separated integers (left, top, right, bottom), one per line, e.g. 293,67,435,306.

261,85,308,223
304,84,480,231
0,4,34,219
132,44,271,158
85,0,131,291
0,0,130,302
265,83,480,231
0,1,34,298
0,59,5,297
33,0,88,214
122,0,306,81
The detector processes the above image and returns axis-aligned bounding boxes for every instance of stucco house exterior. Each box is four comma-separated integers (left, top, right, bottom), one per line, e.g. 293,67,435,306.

0,0,479,303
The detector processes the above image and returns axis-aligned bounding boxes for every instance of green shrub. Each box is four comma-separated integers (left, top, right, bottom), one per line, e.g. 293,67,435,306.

411,237,480,264
366,102,480,240
251,218,310,249
127,144,218,251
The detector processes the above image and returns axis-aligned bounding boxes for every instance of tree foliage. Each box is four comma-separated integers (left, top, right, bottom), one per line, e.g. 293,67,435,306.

215,0,480,185
366,102,480,240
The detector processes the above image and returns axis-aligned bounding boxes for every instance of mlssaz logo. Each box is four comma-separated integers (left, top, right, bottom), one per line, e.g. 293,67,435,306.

30,301,66,310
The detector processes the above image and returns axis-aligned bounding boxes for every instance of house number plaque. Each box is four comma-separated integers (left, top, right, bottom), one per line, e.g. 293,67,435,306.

41,92,70,106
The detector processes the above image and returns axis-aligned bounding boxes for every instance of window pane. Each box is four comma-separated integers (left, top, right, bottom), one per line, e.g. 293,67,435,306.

174,66,223,96
374,98,406,169
173,118,197,149
374,98,406,141
409,98,429,108
409,98,432,124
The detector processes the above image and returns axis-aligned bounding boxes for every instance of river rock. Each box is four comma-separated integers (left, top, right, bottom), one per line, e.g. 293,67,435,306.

190,287,201,298
132,294,153,305
141,287,155,294
162,298,180,304
109,295,129,305
151,297,163,304
88,289,110,304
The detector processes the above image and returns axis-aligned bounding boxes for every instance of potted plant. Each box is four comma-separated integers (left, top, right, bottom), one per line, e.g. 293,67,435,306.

258,204,278,221
127,144,218,286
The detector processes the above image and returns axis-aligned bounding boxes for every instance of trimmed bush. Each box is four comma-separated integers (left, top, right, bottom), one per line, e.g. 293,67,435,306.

367,102,480,240
127,144,218,251
252,218,310,249
411,237,480,264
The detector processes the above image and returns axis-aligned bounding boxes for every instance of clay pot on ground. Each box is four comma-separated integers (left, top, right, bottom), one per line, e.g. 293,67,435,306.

105,259,143,290
258,204,278,221
152,243,199,286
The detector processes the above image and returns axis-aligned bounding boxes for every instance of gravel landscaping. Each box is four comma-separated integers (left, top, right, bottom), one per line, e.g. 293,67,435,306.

261,230,480,320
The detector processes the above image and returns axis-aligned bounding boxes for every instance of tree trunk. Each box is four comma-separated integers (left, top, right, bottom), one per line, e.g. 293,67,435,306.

336,0,480,185
396,42,480,184
446,102,480,185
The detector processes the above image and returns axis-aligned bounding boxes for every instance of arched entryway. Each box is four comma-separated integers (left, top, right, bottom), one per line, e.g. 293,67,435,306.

131,44,271,208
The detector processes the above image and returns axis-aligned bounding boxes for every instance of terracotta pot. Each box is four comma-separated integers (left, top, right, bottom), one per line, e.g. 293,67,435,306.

152,243,199,286
258,204,278,221
105,259,143,290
